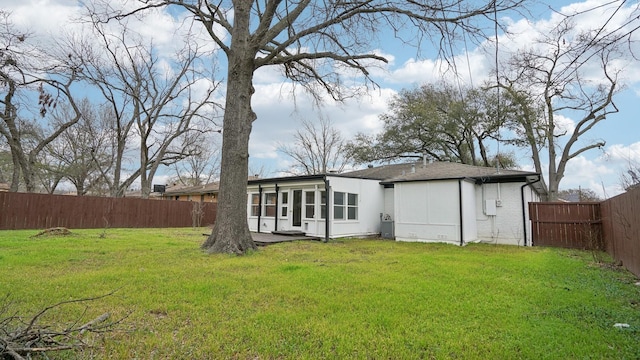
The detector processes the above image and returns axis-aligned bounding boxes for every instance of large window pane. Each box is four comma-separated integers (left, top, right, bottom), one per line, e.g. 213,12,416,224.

348,206,357,220
250,194,260,216
264,193,276,217
334,205,344,220
333,192,345,220
305,191,315,218
281,192,288,217
347,193,357,219
320,191,326,219
333,192,357,220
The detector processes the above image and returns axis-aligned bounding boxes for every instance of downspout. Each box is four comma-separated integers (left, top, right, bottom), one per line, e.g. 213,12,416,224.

520,175,542,246
458,179,464,246
257,185,263,233
274,184,279,232
324,176,330,243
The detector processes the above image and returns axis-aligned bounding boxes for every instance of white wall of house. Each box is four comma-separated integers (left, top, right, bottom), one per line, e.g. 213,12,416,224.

247,180,326,235
383,187,395,220
461,180,479,244
522,184,541,246
246,176,383,238
474,182,539,246
326,176,384,238
393,180,462,245
246,174,541,245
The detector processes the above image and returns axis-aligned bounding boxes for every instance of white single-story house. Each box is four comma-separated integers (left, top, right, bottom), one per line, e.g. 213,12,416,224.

246,161,546,246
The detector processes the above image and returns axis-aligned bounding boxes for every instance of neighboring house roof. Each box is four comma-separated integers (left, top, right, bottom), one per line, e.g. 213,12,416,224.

163,182,220,196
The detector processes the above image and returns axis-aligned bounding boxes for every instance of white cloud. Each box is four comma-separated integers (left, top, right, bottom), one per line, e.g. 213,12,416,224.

554,114,576,136
0,0,82,34
555,155,617,197
606,142,640,163
386,58,439,85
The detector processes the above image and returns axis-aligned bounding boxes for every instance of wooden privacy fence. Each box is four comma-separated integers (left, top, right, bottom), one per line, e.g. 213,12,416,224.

529,202,603,250
601,188,640,278
529,188,640,277
0,192,217,230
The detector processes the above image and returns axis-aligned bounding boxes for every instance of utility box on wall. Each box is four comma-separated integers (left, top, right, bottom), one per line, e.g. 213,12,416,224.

484,200,497,216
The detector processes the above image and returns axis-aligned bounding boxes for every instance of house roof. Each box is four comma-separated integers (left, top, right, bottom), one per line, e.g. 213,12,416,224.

241,161,546,196
247,174,326,185
162,182,220,196
341,161,537,182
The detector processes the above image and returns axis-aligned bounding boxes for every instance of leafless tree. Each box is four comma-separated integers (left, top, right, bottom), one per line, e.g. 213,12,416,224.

0,11,82,192
0,139,10,184
248,163,271,180
557,187,601,202
102,0,527,254
499,16,624,201
44,99,115,195
278,117,350,175
619,158,640,191
66,17,221,198
170,131,222,186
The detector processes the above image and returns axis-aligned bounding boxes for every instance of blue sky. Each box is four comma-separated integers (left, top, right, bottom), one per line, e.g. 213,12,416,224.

3,0,639,199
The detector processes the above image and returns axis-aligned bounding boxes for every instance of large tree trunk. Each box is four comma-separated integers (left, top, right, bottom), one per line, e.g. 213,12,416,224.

202,0,257,254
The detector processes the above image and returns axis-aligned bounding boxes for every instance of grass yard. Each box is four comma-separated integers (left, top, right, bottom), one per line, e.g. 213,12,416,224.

0,228,639,359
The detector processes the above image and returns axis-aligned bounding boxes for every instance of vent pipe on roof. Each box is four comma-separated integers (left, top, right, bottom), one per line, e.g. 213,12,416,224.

411,164,415,173
423,154,427,167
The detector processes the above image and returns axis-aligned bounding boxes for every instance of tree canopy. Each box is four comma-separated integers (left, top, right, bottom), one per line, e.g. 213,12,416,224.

347,82,518,169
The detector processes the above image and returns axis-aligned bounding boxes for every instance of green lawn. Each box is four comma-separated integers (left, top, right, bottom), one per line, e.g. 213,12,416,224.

0,228,638,359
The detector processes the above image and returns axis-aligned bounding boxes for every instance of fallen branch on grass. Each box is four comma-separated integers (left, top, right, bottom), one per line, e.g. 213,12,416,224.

31,227,73,237
0,290,125,359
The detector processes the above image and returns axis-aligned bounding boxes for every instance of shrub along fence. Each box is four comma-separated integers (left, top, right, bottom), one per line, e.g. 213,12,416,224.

0,192,217,230
529,187,640,277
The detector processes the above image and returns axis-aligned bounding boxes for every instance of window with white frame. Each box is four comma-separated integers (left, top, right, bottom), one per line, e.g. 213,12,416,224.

281,192,288,217
334,192,358,220
264,193,276,217
304,191,315,218
347,193,358,220
250,193,260,216
320,191,326,219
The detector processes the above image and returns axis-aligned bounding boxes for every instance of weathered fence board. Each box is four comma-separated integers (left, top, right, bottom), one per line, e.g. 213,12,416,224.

0,192,216,230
